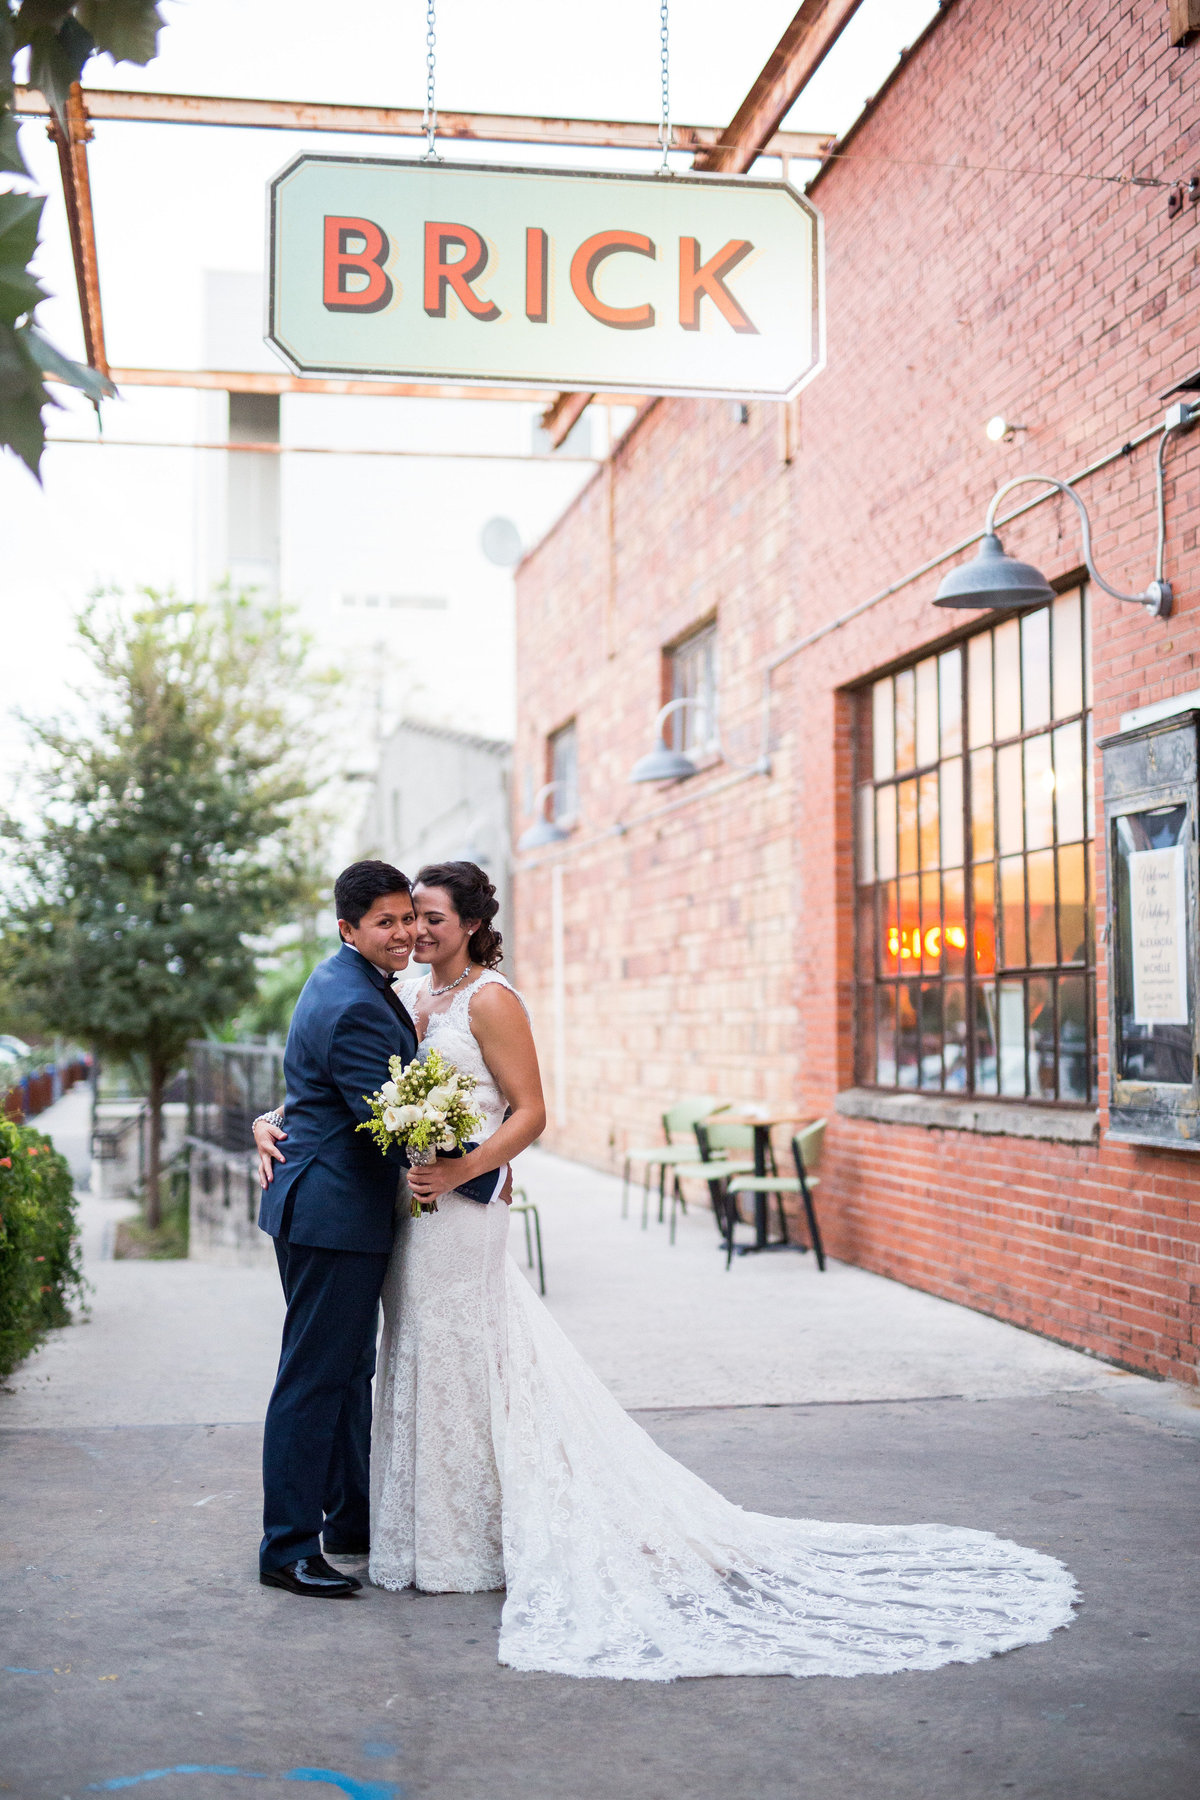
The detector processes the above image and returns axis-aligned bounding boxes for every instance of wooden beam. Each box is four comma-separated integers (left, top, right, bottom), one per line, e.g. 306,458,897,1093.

539,390,593,450
1169,0,1200,45
693,0,868,173
106,367,641,404
11,85,833,161
47,82,108,377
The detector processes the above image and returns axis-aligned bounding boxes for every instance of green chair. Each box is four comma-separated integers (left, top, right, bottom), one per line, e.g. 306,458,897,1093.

667,1119,759,1246
621,1097,730,1227
720,1121,828,1272
509,1186,545,1295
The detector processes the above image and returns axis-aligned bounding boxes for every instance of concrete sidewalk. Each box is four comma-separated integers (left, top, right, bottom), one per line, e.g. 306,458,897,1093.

1,1095,1198,1799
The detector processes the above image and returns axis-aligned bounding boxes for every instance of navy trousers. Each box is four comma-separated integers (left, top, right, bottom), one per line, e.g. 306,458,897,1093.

260,1236,391,1572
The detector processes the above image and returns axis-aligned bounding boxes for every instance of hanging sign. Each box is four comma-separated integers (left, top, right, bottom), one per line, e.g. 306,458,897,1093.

266,155,823,401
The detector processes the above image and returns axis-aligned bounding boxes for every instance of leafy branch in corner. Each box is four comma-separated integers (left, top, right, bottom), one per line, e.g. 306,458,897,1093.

0,3,165,476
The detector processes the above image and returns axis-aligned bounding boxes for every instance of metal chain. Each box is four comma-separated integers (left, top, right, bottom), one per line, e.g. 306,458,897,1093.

658,0,672,172
422,0,439,160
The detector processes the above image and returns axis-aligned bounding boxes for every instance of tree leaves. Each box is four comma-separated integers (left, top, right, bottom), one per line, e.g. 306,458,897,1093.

76,1,162,66
0,1,164,474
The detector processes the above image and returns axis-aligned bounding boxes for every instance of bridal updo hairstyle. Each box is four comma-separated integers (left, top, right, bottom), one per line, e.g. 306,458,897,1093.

415,861,503,968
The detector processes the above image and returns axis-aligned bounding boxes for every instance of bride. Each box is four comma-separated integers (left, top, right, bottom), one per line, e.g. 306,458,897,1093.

367,861,1077,1681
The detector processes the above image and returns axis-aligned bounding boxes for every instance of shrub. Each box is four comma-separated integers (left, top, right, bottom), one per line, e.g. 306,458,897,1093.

0,1116,85,1380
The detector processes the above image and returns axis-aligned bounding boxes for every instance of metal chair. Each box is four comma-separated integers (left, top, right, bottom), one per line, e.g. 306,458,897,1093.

667,1119,759,1245
621,1097,730,1226
509,1186,546,1295
720,1121,828,1272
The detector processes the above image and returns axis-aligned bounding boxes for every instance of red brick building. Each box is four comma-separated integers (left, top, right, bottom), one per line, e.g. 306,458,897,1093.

512,0,1200,1385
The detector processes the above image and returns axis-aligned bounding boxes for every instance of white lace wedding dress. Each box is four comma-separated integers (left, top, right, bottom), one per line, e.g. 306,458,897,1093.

369,971,1078,1681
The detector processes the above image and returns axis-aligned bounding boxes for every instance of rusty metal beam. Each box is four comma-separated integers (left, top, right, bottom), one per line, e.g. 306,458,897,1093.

539,390,593,450
693,0,867,174
47,82,108,377
105,366,640,405
43,435,600,463
12,85,833,161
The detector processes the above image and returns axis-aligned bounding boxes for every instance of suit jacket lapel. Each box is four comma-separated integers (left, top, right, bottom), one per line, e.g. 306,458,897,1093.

340,943,417,1045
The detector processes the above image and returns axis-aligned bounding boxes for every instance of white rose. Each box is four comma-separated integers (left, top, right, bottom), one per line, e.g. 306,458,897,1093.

381,1105,403,1133
421,1103,447,1125
393,1104,423,1127
380,1080,400,1102
425,1084,454,1111
438,1131,456,1151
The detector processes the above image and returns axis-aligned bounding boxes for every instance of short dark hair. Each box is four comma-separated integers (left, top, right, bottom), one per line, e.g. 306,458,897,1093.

334,860,411,928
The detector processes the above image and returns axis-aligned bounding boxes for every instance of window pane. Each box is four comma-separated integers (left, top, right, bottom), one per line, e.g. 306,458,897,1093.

1021,607,1051,731
1028,975,1055,1097
899,875,921,971
857,783,875,885
939,648,963,756
669,624,718,751
897,980,920,1088
881,883,900,976
1024,733,1055,850
971,748,994,861
1058,842,1087,963
872,678,895,780
994,618,1022,739
916,656,939,766
1027,847,1057,964
1082,588,1093,710
857,893,874,973
856,984,876,1084
895,667,916,770
942,867,967,974
943,981,968,1090
876,784,897,881
550,722,578,819
897,777,919,874
1053,722,1085,843
1052,589,1083,719
940,757,964,868
996,742,1024,854
1000,855,1026,967
973,863,996,974
974,982,999,1093
919,982,943,1090
876,982,897,1085
998,979,1026,1096
968,630,993,747
919,771,940,870
1059,974,1089,1100
921,870,941,971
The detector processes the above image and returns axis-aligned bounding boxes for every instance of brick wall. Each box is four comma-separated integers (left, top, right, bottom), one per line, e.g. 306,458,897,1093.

513,0,1200,1383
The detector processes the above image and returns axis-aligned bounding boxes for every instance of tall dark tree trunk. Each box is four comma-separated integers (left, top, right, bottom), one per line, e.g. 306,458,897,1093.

145,1060,165,1231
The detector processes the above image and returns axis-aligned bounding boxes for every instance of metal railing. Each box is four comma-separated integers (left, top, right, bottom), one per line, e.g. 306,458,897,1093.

187,1040,285,1155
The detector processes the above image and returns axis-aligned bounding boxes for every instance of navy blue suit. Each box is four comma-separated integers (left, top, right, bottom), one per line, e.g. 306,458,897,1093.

258,943,416,1571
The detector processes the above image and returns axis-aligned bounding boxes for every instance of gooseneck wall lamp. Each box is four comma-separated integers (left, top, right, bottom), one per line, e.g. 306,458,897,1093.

935,410,1196,618
516,781,573,852
628,696,772,785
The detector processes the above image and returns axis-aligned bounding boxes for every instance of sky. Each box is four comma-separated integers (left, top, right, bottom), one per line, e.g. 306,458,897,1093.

0,0,941,821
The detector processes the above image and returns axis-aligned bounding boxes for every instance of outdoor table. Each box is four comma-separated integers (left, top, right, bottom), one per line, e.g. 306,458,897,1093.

717,1112,815,1253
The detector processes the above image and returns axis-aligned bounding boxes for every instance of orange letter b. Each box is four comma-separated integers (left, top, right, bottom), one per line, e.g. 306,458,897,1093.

323,216,393,313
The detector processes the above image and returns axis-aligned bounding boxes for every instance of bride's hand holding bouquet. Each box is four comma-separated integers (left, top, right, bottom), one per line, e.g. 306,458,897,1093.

358,1048,484,1215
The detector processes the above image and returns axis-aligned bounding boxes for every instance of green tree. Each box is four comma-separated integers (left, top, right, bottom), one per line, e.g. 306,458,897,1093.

0,590,333,1225
1,3,165,475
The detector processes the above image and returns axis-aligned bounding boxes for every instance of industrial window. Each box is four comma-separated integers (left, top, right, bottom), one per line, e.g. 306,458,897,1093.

667,621,719,753
548,719,578,825
854,590,1095,1102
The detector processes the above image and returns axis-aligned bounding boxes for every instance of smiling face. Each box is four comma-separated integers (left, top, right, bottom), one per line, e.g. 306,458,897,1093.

339,890,417,974
413,884,479,969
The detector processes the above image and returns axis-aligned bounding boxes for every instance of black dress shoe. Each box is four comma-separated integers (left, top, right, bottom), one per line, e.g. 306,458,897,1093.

323,1538,369,1556
260,1554,362,1597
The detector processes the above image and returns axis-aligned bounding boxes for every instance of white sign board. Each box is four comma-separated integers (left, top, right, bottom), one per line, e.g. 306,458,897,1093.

1129,844,1189,1026
267,156,823,400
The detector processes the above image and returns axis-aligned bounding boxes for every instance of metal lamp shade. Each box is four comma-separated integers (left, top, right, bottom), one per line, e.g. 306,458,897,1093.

628,743,699,784
934,532,1057,609
516,816,569,851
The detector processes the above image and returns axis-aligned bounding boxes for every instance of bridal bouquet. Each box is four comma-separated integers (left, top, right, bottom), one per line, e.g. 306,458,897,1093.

358,1049,484,1216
